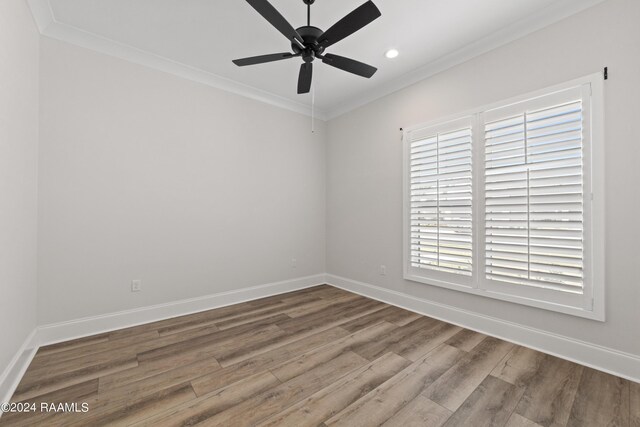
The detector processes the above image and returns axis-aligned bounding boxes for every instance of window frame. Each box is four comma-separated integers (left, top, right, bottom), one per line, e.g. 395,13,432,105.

402,72,605,321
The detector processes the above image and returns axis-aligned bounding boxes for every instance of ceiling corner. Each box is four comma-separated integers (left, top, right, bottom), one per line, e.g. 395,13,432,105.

27,0,55,33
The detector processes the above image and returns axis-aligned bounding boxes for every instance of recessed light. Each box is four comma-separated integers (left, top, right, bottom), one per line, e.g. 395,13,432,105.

385,49,399,59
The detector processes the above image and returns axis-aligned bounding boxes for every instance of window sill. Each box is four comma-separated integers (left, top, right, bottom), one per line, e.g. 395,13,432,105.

404,272,605,322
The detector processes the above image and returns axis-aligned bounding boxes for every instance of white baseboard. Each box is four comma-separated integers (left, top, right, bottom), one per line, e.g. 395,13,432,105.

0,274,325,407
37,274,327,347
3,272,636,410
0,329,39,406
326,274,640,383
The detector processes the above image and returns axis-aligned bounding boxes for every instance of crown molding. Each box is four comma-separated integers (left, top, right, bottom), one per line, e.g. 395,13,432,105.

28,0,606,122
26,0,328,121
325,0,608,120
27,0,54,33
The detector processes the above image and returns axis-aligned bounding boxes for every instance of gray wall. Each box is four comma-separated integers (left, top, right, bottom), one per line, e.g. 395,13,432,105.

0,0,40,379
38,38,326,324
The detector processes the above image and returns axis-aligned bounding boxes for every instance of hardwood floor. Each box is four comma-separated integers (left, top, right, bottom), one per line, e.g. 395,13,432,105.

1,285,636,426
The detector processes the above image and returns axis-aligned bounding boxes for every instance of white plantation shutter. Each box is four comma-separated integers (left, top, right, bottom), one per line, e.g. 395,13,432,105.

405,74,603,319
483,87,586,296
407,117,474,282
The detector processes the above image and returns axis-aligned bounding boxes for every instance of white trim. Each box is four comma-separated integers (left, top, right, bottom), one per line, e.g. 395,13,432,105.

36,274,326,347
402,73,605,321
26,0,54,32
0,329,39,407
26,0,606,120
26,0,327,121
326,274,640,383
403,73,604,132
588,76,606,321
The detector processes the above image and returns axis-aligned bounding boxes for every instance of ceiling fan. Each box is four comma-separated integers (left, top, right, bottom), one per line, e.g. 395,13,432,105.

233,0,382,94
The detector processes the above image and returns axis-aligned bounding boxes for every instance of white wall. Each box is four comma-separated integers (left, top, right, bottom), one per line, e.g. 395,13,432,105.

0,0,40,379
327,0,640,357
38,38,326,324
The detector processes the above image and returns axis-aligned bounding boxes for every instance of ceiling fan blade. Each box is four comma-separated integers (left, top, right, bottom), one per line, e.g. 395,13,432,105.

318,1,381,48
233,52,296,66
245,0,304,45
297,63,313,94
322,54,377,78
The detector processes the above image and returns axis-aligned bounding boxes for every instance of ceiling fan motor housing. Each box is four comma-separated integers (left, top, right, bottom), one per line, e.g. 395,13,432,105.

292,26,324,62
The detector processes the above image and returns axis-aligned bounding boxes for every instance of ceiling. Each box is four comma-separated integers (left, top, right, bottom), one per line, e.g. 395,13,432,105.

31,0,604,119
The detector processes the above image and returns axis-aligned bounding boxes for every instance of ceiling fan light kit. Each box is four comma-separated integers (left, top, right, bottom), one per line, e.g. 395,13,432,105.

233,0,382,94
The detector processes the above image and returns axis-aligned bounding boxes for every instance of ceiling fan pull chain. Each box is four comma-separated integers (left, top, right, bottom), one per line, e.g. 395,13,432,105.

311,82,315,133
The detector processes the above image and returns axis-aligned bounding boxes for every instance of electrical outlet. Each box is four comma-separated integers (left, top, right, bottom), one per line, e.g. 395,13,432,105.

291,258,297,268
380,265,387,276
131,280,142,292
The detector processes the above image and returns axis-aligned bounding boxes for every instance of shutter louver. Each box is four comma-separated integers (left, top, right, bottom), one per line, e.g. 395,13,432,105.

410,125,473,276
484,99,584,293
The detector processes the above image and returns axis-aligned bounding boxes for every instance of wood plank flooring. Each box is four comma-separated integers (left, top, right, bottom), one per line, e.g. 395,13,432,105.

1,285,636,426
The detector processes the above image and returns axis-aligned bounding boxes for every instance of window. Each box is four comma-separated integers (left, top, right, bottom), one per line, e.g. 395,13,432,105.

408,117,473,282
403,73,605,320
